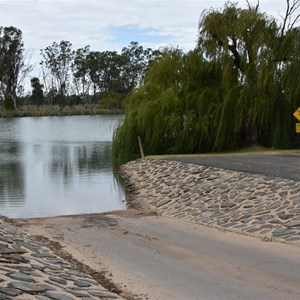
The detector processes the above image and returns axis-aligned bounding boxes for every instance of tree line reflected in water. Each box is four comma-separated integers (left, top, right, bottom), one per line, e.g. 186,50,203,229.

49,142,113,181
0,142,25,206
0,142,126,218
0,141,120,205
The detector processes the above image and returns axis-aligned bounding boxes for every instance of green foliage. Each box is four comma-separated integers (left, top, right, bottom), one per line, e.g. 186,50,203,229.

40,40,73,103
112,48,219,164
3,95,16,110
113,2,300,164
30,77,44,105
39,41,161,106
0,26,25,104
100,92,123,109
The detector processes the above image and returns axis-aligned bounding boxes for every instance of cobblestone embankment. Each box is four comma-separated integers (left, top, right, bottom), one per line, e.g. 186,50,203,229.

120,158,300,244
0,217,124,300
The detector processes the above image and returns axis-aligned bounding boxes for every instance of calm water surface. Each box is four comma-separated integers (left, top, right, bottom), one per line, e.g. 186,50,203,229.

0,115,126,218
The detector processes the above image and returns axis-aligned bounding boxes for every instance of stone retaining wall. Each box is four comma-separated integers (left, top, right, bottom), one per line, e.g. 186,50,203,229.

120,158,300,244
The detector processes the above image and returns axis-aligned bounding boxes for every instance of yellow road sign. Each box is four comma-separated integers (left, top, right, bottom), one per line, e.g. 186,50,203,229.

293,107,300,122
296,123,300,133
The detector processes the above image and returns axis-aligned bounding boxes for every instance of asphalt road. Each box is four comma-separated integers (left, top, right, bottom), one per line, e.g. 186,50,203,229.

167,153,300,181
20,210,300,300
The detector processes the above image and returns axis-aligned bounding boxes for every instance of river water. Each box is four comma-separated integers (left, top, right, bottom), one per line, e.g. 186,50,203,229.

0,115,126,218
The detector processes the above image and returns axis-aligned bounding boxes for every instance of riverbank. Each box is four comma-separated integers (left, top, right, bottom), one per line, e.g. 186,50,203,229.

119,158,300,244
0,105,123,118
3,156,300,299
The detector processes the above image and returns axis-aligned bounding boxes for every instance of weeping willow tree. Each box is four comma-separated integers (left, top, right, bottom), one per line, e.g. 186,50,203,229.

199,2,279,149
270,0,300,148
112,48,224,164
113,1,300,165
199,1,300,150
274,26,300,148
113,48,186,164
177,49,224,152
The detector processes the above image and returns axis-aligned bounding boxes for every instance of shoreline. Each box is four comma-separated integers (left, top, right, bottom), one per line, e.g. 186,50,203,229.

0,105,124,118
12,208,300,300
1,157,300,299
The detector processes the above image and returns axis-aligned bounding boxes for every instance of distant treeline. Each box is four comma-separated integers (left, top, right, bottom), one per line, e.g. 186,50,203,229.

112,1,300,164
0,28,161,111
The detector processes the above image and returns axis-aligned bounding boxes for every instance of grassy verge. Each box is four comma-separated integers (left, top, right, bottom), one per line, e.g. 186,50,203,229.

0,105,124,118
146,148,300,160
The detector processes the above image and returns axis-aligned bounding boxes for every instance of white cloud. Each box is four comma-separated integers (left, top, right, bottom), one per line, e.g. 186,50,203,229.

0,0,292,70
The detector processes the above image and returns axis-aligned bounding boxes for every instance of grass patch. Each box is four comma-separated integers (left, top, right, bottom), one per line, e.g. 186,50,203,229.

146,147,300,160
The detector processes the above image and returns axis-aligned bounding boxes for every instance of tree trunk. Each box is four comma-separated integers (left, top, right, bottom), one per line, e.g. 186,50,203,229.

246,124,260,147
12,96,18,111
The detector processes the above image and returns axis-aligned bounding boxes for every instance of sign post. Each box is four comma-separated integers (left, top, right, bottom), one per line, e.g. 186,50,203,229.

293,107,300,133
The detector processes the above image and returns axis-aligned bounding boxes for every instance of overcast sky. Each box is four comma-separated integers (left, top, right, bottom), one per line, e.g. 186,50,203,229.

0,0,291,74
0,1,289,52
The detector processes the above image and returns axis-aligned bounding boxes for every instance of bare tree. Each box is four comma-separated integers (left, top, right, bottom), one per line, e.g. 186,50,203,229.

281,0,300,35
246,0,260,12
40,41,74,103
17,49,33,97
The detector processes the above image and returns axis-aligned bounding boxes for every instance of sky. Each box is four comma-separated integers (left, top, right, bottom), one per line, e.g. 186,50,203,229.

0,0,291,73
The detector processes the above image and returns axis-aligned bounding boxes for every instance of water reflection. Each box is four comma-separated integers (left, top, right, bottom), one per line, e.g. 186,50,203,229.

49,142,112,177
0,116,126,218
0,142,25,205
49,143,113,186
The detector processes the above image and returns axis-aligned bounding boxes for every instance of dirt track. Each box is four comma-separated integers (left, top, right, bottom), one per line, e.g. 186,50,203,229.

17,209,300,300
